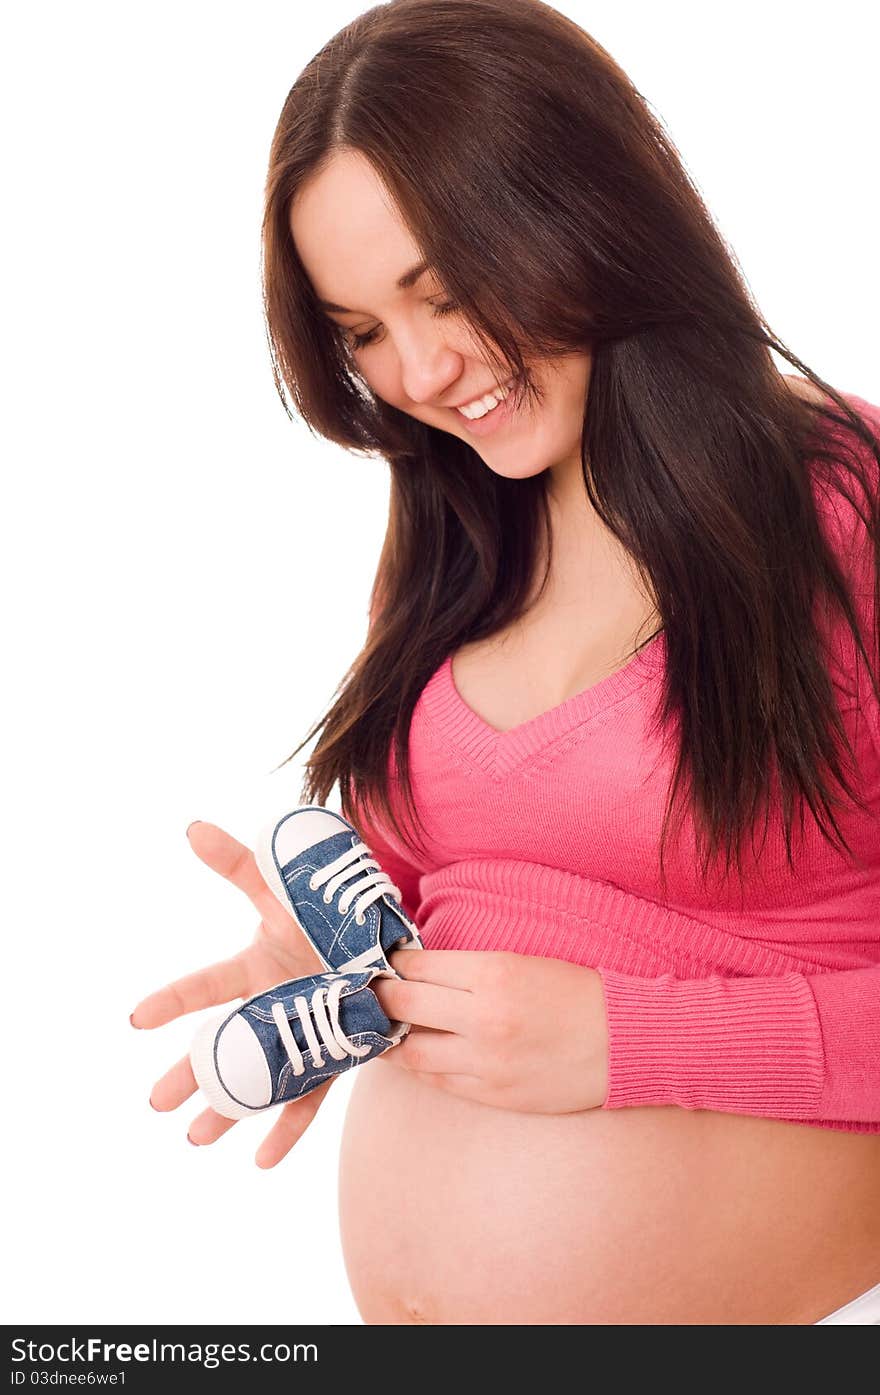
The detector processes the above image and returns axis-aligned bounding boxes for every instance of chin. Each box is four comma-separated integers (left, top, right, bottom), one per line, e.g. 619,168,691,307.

478,455,553,482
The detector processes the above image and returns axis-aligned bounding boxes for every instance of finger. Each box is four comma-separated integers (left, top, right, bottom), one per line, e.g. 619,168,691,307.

254,1080,334,1170
130,960,248,1029
385,948,493,989
375,1029,477,1076
373,975,472,1034
187,1107,238,1146
186,822,317,951
150,1054,198,1111
186,821,283,919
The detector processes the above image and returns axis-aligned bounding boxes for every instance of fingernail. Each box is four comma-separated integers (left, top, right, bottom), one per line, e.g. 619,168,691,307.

129,1013,139,1028
149,1096,159,1112
187,1134,199,1146
186,821,202,839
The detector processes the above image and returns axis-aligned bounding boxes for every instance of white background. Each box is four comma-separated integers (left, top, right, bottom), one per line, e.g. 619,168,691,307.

2,0,878,1325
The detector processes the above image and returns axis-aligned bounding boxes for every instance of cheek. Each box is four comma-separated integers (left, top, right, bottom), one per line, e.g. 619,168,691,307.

544,368,587,421
356,361,400,407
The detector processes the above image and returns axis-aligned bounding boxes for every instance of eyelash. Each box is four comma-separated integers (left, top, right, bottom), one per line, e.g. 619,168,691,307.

345,299,459,350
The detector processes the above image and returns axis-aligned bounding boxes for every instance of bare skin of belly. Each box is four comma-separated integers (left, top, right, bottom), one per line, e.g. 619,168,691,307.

339,1063,880,1324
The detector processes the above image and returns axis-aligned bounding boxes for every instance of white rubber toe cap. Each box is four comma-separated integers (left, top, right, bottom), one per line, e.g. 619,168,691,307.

190,1012,272,1119
254,808,353,932
271,808,351,864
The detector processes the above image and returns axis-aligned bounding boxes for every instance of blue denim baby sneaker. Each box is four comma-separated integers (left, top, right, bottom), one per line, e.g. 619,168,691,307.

254,805,423,974
190,966,407,1119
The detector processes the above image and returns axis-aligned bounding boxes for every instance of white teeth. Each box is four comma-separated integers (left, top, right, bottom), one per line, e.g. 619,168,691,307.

457,378,513,420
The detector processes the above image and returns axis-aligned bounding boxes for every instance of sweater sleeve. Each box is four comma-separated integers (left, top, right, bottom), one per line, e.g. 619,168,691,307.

595,960,880,1124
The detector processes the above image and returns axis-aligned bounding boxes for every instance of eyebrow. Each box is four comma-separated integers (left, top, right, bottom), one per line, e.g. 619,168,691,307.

316,260,432,314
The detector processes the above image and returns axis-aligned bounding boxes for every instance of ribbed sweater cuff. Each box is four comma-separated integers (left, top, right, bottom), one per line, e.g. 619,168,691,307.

596,969,826,1118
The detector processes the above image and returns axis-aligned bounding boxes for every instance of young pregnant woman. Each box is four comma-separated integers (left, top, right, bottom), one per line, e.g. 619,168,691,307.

132,0,880,1323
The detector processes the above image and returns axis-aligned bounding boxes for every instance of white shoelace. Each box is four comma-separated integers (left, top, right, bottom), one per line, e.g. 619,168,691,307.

308,840,403,924
271,978,372,1075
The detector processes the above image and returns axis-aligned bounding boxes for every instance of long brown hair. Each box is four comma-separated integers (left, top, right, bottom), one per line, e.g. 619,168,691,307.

261,0,880,895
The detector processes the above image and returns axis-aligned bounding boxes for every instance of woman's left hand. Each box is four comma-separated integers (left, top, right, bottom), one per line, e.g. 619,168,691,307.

371,949,609,1113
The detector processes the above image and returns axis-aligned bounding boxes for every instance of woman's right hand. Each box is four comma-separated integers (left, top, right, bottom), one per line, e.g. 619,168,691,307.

130,819,332,1169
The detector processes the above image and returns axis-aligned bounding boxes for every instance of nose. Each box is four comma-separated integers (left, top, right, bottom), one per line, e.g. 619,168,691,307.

398,329,464,407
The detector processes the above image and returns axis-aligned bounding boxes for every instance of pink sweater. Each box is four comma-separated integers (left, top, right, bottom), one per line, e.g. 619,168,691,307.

353,390,880,1134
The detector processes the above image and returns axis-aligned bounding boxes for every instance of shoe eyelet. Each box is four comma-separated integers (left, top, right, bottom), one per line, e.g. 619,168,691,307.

322,893,331,905
356,914,365,926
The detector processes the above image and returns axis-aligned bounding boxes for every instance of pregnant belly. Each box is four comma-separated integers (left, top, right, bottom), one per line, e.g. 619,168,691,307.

339,1062,880,1325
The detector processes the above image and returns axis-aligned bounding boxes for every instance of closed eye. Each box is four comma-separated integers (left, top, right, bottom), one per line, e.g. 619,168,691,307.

347,325,380,350
344,298,460,351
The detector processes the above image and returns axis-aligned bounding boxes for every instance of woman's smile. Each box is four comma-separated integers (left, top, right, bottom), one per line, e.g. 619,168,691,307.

448,376,519,436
